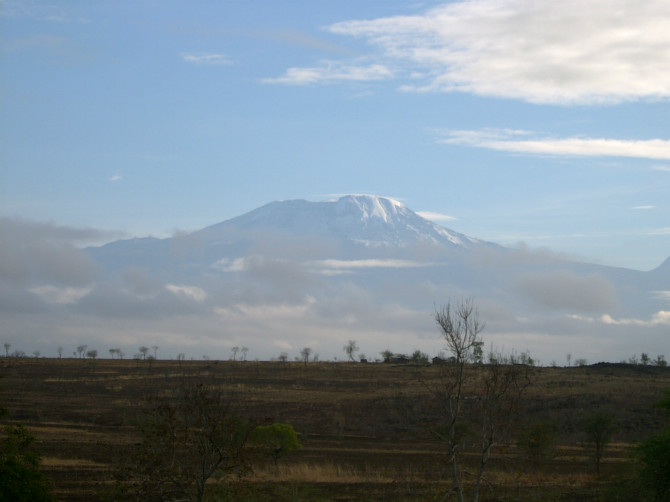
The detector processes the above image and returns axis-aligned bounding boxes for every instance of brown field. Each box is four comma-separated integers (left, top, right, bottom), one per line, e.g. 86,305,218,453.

1,357,669,501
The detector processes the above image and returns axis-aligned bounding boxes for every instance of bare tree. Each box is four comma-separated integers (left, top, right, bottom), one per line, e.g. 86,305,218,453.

151,345,159,360
231,346,239,361
300,347,312,366
32,350,40,359
3,343,10,358
426,299,534,502
77,344,88,359
471,351,534,501
432,299,484,502
240,346,249,361
86,349,98,360
278,352,288,365
343,340,359,362
139,346,149,360
57,346,63,359
109,348,117,359
118,383,254,502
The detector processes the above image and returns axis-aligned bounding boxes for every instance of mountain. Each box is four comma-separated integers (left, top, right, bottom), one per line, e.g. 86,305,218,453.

78,194,669,363
87,195,501,276
198,195,483,250
86,195,666,300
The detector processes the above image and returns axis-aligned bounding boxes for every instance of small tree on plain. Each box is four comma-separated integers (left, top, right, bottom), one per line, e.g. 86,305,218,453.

300,347,312,366
582,409,618,475
3,343,10,358
57,347,63,359
411,350,429,364
241,347,249,361
472,341,484,363
231,346,239,361
76,345,87,359
343,340,359,362
117,383,254,502
151,345,159,360
517,418,558,464
138,346,149,360
86,349,98,360
251,423,301,468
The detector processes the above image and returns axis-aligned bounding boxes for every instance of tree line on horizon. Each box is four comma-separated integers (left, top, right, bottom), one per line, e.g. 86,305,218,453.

2,339,667,369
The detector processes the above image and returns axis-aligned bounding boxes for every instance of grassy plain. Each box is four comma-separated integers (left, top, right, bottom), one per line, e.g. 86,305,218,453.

1,357,669,501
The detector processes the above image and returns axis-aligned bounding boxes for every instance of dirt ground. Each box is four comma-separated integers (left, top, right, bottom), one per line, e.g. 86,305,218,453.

1,358,668,501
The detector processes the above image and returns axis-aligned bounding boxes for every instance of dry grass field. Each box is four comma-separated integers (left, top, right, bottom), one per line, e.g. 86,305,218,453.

1,357,669,501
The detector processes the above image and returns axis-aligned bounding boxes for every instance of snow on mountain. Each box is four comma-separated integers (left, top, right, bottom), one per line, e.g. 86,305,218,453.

85,195,489,278
196,194,487,252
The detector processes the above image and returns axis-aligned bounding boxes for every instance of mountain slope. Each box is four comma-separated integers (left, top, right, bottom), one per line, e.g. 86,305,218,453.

88,195,499,276
196,195,487,250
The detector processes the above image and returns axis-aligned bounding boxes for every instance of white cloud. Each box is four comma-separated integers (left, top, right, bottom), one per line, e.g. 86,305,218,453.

213,257,248,272
652,165,670,172
652,291,670,302
632,205,655,210
165,284,207,302
264,61,393,85
108,174,122,182
271,0,670,104
29,285,92,304
570,311,670,326
440,129,670,160
180,52,230,65
601,311,670,326
309,258,434,275
416,211,456,222
650,228,670,235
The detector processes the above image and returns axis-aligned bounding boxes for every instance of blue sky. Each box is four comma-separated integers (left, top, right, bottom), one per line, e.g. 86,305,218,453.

2,0,670,271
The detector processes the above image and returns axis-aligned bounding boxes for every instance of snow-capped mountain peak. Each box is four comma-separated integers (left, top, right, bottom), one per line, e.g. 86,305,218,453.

334,194,405,223
208,194,480,251
86,195,494,276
